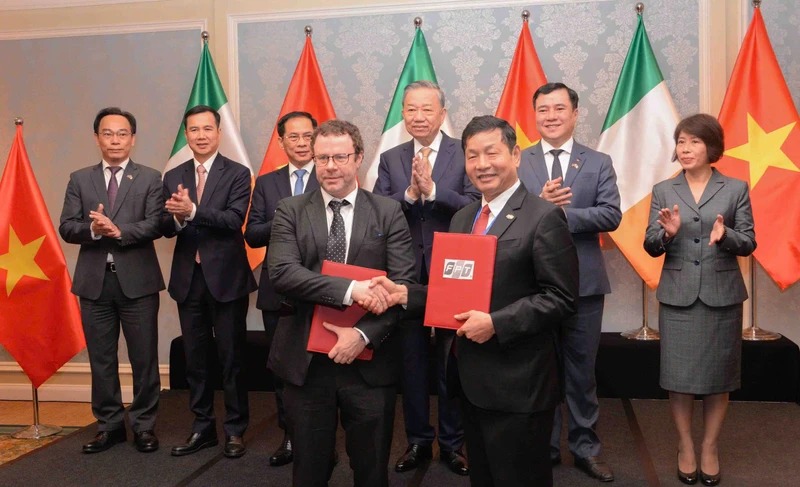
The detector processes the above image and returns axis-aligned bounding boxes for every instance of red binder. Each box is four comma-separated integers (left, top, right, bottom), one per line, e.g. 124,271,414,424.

424,232,497,330
306,260,386,361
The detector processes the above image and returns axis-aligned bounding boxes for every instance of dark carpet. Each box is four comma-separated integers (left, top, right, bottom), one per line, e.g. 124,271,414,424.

2,391,799,486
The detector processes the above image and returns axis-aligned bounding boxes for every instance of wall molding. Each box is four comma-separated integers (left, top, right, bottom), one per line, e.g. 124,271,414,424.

0,19,206,40
0,0,158,10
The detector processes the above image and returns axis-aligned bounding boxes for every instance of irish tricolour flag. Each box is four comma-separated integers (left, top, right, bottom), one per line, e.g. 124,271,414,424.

596,14,680,289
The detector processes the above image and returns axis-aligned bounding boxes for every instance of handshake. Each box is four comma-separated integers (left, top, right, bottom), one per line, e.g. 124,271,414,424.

352,276,408,315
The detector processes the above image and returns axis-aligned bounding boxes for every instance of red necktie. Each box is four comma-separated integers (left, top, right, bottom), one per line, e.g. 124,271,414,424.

472,205,491,235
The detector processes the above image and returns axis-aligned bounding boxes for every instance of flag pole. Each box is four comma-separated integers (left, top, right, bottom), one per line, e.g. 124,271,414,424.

742,257,781,340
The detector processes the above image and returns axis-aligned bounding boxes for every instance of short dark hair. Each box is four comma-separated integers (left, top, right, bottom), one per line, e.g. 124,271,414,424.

461,115,517,153
673,113,725,163
93,107,136,134
532,82,579,110
403,80,446,108
277,111,318,137
312,119,364,155
183,105,220,128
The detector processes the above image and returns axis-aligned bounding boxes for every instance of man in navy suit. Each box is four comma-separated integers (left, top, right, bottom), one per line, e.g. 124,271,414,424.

518,83,621,482
245,111,319,466
161,105,257,459
373,80,479,476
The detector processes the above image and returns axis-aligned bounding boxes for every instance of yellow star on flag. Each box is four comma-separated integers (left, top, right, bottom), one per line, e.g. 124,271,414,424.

515,123,538,151
0,225,49,296
724,114,798,187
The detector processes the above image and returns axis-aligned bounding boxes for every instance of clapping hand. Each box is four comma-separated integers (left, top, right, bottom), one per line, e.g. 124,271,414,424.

540,177,572,207
89,203,121,238
657,204,681,239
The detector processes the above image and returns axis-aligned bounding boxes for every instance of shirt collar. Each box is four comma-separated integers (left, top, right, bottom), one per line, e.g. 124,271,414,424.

413,131,444,155
541,137,574,156
102,159,130,171
194,152,219,171
289,160,315,174
482,180,521,217
321,186,358,209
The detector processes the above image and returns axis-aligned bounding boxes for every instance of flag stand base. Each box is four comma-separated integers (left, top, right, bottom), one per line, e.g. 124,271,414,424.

621,325,660,340
742,325,781,341
12,424,61,439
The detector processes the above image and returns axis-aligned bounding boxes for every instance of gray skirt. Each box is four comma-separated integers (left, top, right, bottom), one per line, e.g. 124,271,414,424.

659,299,743,394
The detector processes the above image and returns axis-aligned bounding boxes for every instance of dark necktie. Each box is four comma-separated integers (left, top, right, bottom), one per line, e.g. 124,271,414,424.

550,149,564,181
293,169,307,196
472,205,491,235
326,200,350,263
107,166,122,212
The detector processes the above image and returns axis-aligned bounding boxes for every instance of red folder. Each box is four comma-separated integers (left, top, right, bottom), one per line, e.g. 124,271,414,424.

424,232,497,330
306,260,386,361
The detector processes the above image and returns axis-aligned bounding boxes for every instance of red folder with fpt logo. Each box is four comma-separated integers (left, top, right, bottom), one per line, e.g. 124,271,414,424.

424,232,497,330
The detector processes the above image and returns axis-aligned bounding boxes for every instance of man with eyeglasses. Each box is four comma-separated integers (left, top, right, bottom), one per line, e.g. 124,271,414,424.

373,80,479,476
244,111,319,467
59,107,165,454
268,119,415,486
161,105,257,459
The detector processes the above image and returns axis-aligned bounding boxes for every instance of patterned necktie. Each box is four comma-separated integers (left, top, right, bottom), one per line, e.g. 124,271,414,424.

550,149,564,181
196,164,207,203
472,205,491,235
107,166,122,212
326,200,350,263
293,169,307,196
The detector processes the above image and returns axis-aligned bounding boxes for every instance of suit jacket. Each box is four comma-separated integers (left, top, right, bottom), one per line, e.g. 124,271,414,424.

449,185,579,414
643,168,756,307
373,132,480,279
160,154,257,303
245,165,319,310
519,141,621,297
59,160,165,300
267,189,416,388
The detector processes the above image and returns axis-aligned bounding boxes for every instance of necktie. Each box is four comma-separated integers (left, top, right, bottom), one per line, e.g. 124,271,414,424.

472,205,491,235
326,200,350,263
550,149,564,181
107,166,122,212
293,169,307,196
196,164,207,204
419,147,433,172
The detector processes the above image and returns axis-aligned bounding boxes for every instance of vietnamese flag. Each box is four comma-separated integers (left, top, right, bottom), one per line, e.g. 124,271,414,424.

716,7,800,291
258,33,336,176
0,121,85,388
494,13,547,150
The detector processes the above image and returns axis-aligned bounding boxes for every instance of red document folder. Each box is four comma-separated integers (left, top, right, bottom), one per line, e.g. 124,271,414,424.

424,232,497,330
306,260,386,361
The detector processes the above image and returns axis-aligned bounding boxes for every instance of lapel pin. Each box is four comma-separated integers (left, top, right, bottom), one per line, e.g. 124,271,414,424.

571,163,579,169
126,174,133,180
506,214,515,220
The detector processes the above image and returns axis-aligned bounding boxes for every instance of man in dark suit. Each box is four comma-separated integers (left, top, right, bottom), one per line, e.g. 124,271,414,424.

518,82,621,482
268,120,415,487
161,105,257,459
59,107,164,454
244,111,319,466
373,80,478,476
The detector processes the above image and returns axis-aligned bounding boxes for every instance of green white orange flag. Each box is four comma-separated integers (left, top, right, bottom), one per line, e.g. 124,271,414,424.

716,7,800,290
0,122,85,388
259,34,336,176
361,26,454,191
166,36,260,268
495,15,547,150
596,14,680,289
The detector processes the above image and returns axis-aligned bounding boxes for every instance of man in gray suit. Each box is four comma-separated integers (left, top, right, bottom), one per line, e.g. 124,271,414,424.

60,107,164,454
518,83,621,482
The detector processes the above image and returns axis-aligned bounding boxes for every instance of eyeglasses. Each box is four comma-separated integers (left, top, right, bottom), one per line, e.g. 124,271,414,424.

99,130,132,140
282,133,312,143
313,153,356,166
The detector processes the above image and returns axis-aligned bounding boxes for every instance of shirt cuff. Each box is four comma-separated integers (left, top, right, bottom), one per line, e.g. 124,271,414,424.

425,182,437,202
353,327,370,345
90,227,101,240
343,280,355,306
404,188,419,204
186,203,197,221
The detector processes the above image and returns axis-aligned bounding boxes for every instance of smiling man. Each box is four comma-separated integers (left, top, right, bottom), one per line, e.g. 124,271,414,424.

518,82,621,483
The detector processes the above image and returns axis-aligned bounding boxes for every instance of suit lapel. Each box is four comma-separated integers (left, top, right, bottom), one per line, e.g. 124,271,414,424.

698,169,725,208
180,161,198,203
347,190,372,264
275,165,292,199
487,186,526,239
564,144,587,188
305,191,329,263
524,144,549,191
431,133,454,183
671,172,700,214
401,142,414,185
306,167,320,193
199,154,224,206
91,163,110,211
109,161,138,219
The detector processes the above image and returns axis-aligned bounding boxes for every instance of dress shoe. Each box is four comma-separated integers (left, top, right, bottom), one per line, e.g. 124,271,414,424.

82,429,127,454
552,455,562,466
134,430,159,453
574,455,615,482
395,444,432,472
699,469,721,486
677,451,698,485
171,431,219,457
440,449,469,476
269,434,292,466
224,436,246,458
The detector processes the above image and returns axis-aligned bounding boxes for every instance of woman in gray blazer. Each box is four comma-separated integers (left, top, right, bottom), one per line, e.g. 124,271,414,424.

644,114,756,486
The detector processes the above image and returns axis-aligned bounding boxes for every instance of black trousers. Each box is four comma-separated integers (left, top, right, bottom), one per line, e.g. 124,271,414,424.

262,310,287,431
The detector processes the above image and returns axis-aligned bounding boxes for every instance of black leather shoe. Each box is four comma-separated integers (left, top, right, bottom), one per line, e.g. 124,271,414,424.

269,433,292,466
441,449,469,476
574,455,615,482
224,436,246,458
699,469,721,486
82,429,126,454
171,431,219,457
677,451,698,485
395,444,432,472
134,430,159,453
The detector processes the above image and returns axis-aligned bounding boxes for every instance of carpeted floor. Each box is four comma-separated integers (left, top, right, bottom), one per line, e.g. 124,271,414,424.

1,391,799,486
